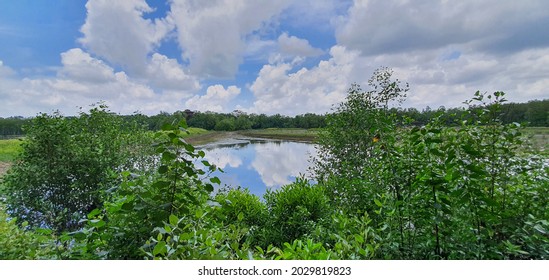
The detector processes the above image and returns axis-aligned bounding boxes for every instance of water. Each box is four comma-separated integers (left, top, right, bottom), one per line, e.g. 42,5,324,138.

197,138,318,198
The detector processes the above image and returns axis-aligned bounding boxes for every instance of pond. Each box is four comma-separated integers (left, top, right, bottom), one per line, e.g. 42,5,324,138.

197,137,318,198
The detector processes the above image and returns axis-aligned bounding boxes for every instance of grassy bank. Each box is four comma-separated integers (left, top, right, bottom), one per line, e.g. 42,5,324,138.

0,139,22,176
0,139,22,162
238,128,319,142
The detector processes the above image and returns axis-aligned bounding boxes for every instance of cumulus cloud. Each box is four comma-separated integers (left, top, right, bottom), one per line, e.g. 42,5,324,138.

185,84,241,112
79,0,174,74
336,0,549,55
2,0,548,118
0,49,197,117
169,0,291,78
249,45,370,115
273,33,324,62
58,48,116,83
146,53,199,91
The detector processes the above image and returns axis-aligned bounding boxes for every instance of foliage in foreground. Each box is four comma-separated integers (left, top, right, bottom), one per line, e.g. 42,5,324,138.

0,204,57,259
0,69,547,260
1,104,152,234
314,69,548,259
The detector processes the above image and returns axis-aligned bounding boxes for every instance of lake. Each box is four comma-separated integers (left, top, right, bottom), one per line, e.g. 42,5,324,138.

197,137,318,198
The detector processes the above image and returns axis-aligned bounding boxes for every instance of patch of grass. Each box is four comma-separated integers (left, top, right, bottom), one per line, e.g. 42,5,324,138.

0,139,23,162
239,128,319,141
185,127,210,136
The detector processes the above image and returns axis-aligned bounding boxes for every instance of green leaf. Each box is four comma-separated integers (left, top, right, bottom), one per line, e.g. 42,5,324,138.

151,180,171,189
72,231,87,241
169,214,178,226
184,144,195,153
153,241,167,256
204,183,214,192
210,177,221,184
121,202,134,211
158,165,169,174
161,152,176,161
87,208,101,218
90,219,106,228
533,224,547,235
374,199,383,207
35,228,53,235
195,209,204,219
463,144,481,157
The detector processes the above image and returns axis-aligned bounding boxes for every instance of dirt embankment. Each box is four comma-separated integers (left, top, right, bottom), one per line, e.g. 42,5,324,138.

0,162,11,177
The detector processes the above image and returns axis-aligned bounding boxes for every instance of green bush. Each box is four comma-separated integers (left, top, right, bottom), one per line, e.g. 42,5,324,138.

263,179,331,246
2,104,149,234
65,120,221,259
214,188,267,228
0,204,57,259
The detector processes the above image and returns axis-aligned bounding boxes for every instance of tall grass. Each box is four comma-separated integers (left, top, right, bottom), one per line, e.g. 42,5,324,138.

0,139,22,162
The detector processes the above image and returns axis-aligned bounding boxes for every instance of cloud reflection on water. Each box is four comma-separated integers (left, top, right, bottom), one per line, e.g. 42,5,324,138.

200,140,317,197
251,141,317,189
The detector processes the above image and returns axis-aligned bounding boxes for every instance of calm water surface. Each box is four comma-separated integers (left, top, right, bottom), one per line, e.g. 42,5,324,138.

198,138,317,198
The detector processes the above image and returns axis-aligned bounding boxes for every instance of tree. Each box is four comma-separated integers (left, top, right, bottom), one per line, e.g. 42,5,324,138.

313,67,408,184
214,118,236,131
2,105,143,233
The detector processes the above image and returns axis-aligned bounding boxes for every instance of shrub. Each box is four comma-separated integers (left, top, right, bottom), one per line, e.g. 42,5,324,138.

2,106,131,233
214,188,267,228
0,204,57,259
263,179,331,246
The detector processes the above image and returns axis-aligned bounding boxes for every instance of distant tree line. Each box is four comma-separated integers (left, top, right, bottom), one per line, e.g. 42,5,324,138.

396,99,548,127
0,117,30,138
1,99,547,137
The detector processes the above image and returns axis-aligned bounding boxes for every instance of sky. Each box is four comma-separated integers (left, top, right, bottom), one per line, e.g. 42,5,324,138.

1,0,548,117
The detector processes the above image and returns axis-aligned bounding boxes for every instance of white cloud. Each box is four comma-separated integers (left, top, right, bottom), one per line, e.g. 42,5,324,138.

274,33,323,62
185,84,241,112
146,53,199,91
58,48,116,83
79,0,174,74
0,50,197,117
373,47,549,108
336,0,549,55
249,45,367,115
169,0,291,78
2,0,548,118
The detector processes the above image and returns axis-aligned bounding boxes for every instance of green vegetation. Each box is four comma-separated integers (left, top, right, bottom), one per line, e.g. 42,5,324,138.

0,69,547,260
239,128,318,141
0,204,58,259
1,105,153,234
3,98,546,140
0,139,22,162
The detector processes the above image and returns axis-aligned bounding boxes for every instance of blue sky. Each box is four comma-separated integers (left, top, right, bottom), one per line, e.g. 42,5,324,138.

1,0,548,117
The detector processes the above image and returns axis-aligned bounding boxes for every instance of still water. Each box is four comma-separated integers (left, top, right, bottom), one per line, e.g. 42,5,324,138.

197,138,318,198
